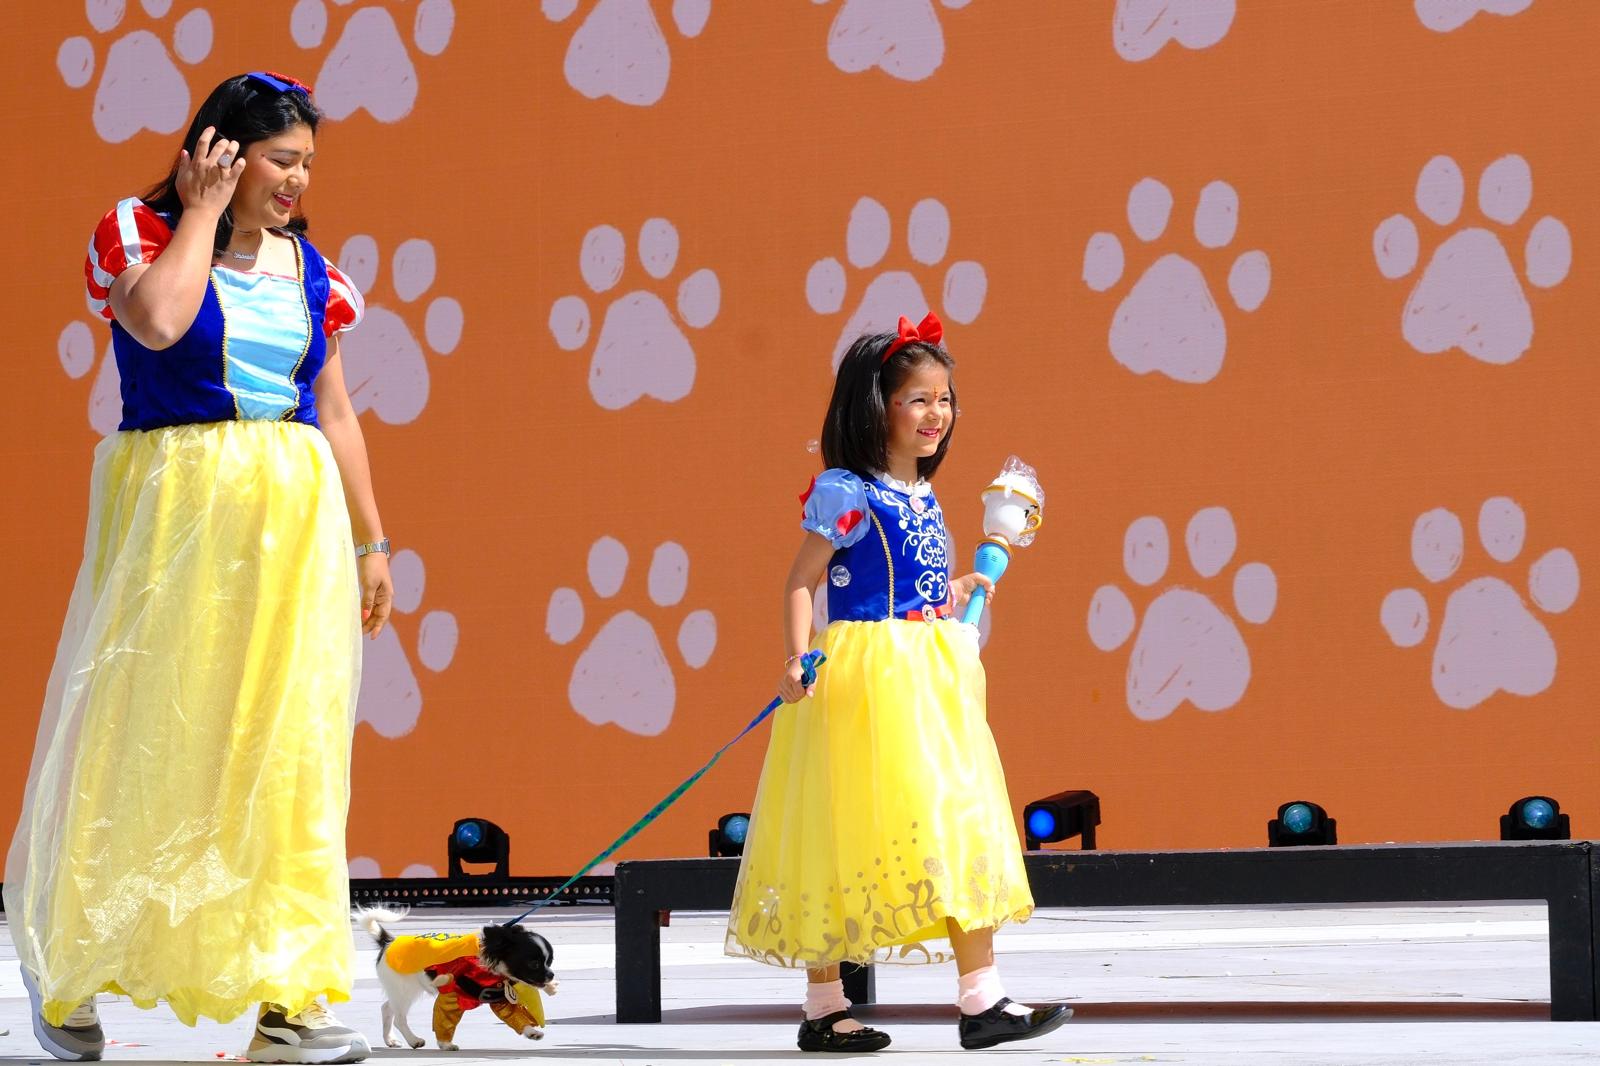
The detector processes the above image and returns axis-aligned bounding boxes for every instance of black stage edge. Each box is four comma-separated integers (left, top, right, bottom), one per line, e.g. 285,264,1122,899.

349,875,613,907
613,841,1599,1023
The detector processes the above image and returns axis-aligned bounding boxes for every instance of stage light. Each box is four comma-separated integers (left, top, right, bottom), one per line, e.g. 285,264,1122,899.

1267,800,1336,846
1022,790,1100,850
710,812,751,857
448,817,510,879
1500,795,1570,841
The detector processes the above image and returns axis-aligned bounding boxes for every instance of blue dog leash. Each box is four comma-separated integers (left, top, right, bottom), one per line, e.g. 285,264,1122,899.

504,649,827,926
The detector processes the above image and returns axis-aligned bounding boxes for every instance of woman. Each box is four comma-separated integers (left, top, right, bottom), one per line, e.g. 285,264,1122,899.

6,72,390,1064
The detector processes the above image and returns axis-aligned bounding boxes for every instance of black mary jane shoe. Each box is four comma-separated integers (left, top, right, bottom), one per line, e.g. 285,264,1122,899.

957,997,1074,1051
797,1010,892,1053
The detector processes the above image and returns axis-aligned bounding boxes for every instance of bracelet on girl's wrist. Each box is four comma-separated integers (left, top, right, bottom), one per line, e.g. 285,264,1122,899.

783,654,805,667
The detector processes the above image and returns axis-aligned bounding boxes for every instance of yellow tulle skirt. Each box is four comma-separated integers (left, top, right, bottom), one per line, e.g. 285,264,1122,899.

725,619,1033,969
3,421,361,1026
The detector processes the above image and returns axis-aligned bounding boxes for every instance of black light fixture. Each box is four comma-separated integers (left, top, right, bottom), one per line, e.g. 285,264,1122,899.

447,817,510,879
1267,800,1336,847
1022,790,1100,850
1500,795,1569,840
710,812,750,857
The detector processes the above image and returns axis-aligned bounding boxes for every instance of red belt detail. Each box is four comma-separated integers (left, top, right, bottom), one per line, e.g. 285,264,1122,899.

903,603,953,622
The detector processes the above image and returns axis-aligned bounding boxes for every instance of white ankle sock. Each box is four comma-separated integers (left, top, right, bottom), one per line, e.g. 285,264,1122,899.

800,973,864,1024
957,965,1030,1016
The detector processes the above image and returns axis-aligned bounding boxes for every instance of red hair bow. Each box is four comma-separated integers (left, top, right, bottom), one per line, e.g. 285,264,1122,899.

882,312,943,363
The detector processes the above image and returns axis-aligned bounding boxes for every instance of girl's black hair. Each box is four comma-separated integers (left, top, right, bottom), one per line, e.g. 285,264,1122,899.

141,74,321,255
820,331,958,482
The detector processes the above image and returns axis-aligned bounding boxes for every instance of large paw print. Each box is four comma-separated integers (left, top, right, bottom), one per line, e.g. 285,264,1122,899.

816,0,971,82
546,537,716,736
807,197,986,371
548,220,719,410
337,235,464,424
1414,0,1532,33
1088,508,1277,721
357,548,460,739
58,0,214,143
1083,179,1270,383
543,0,710,106
1381,498,1578,710
58,320,122,435
1374,155,1570,365
1112,0,1235,62
290,0,455,121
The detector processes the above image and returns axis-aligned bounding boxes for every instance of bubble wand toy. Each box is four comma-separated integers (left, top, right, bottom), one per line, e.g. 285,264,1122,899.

962,456,1045,625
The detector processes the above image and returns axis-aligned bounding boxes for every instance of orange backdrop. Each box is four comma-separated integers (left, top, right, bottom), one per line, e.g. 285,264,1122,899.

3,0,1596,879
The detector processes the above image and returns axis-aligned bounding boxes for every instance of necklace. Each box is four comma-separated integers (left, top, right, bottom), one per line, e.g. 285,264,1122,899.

224,249,257,261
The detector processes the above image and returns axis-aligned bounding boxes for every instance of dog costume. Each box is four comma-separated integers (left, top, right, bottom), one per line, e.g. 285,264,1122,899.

385,933,545,1043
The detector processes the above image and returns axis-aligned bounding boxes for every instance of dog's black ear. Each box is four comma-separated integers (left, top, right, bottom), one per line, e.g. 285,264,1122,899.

478,922,523,966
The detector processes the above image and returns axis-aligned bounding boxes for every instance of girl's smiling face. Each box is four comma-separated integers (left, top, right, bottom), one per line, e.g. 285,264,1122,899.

885,361,954,476
231,123,314,231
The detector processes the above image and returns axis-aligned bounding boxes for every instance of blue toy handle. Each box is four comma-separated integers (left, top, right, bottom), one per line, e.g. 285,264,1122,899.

799,649,827,687
962,541,1012,625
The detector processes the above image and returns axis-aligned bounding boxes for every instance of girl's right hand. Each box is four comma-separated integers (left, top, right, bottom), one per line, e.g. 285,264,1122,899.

176,127,244,215
777,658,814,704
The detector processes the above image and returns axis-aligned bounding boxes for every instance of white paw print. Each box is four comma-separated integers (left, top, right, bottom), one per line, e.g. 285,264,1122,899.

1374,154,1570,365
58,320,122,435
356,548,460,739
1381,498,1578,710
290,0,455,121
807,196,986,371
548,220,720,410
1083,179,1270,384
1414,0,1532,33
58,0,214,143
347,856,439,878
1088,508,1277,721
815,0,972,82
546,537,716,737
1112,0,1235,61
543,0,711,107
337,235,464,425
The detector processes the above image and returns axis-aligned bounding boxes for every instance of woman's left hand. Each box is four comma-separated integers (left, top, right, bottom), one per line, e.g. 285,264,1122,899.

948,572,995,611
358,553,394,638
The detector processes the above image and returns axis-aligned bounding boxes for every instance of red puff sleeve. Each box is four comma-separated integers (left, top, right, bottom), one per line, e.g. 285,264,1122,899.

323,259,365,337
85,199,172,323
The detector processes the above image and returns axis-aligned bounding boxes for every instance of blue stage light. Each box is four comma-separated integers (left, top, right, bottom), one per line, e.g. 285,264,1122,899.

1281,803,1315,835
1022,790,1100,850
455,820,484,848
447,817,510,879
711,812,752,857
1268,800,1335,846
1501,795,1568,841
1519,798,1555,830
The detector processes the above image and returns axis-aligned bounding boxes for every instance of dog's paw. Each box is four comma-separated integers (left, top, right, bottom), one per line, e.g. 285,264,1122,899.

437,1040,458,1051
384,1036,402,1048
410,1037,426,1049
520,1025,546,1041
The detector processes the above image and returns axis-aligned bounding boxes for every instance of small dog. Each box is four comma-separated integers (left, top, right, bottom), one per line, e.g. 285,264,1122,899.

358,907,557,1051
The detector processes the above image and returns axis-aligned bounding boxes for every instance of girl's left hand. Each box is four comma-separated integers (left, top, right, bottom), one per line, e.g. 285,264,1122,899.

948,572,995,611
358,553,394,638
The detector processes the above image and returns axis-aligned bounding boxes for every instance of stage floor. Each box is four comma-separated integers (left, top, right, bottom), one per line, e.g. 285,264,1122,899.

3,902,1598,1064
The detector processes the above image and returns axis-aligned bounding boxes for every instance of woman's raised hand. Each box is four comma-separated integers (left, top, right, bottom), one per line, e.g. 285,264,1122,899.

176,126,244,215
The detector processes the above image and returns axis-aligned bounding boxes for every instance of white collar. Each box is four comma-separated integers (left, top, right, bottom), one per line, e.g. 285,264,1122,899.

873,471,933,497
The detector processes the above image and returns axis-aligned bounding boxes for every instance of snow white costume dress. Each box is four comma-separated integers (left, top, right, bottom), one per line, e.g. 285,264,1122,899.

726,469,1034,969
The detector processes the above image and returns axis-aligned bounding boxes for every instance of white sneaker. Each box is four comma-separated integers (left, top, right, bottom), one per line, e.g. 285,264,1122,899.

20,967,105,1062
246,1001,370,1064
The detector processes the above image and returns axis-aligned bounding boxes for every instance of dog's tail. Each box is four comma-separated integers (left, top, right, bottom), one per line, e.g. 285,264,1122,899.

354,905,408,954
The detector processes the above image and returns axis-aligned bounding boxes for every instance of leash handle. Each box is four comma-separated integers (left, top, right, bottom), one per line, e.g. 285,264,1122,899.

504,650,827,925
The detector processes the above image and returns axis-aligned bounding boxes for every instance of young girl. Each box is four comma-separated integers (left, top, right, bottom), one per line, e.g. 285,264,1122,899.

725,313,1072,1052
7,73,384,1063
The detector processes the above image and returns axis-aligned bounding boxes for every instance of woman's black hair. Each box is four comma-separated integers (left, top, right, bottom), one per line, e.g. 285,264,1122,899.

141,74,321,255
820,331,958,482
